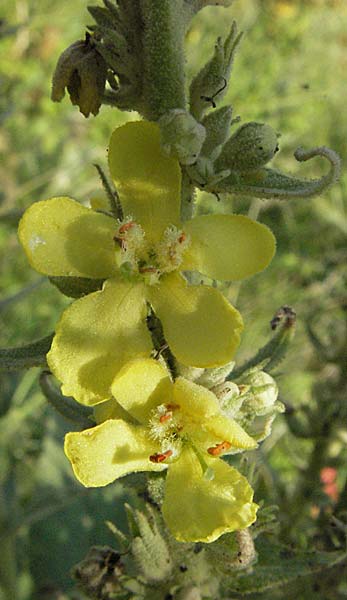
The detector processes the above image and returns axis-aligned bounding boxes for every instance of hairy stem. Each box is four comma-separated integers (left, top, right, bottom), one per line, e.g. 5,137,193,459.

140,0,186,119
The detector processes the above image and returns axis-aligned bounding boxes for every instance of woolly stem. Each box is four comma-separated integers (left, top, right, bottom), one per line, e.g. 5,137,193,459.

140,0,186,119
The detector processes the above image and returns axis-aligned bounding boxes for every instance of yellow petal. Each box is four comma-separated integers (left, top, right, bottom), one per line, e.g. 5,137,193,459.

173,377,220,419
182,214,276,281
148,273,243,367
162,447,258,543
65,420,165,487
48,277,152,406
94,398,134,424
111,358,173,424
18,197,118,278
204,415,257,450
108,121,181,242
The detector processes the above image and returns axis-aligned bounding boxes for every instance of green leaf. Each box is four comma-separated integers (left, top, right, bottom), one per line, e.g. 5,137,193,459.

190,21,242,120
0,208,24,226
0,334,53,371
226,537,347,595
49,276,104,298
39,372,94,428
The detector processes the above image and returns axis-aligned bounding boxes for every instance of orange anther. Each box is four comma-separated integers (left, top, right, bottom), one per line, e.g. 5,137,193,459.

139,266,158,274
178,232,186,243
149,450,173,463
159,413,172,423
119,221,135,234
207,441,232,456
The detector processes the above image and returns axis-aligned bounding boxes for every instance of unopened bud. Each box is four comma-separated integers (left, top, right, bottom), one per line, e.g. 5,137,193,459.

159,109,206,165
243,371,279,415
216,122,279,173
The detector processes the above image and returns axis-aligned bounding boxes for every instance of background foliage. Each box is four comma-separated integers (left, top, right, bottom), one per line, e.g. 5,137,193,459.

1,0,346,597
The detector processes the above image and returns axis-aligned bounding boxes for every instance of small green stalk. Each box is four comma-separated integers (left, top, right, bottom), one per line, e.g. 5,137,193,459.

0,492,17,599
140,0,186,119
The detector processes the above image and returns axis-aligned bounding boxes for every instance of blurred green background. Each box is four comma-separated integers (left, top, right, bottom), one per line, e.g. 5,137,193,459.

1,0,346,598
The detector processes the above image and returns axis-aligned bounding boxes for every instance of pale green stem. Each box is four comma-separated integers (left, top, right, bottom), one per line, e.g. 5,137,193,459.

140,0,186,120
0,492,17,599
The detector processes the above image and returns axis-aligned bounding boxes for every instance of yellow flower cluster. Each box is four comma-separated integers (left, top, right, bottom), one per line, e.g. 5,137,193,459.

19,121,276,542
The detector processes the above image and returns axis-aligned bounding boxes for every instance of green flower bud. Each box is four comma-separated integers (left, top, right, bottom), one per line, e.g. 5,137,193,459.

215,122,280,173
242,371,279,415
159,109,206,165
233,371,284,442
212,381,243,416
190,22,242,119
51,34,107,117
194,360,236,388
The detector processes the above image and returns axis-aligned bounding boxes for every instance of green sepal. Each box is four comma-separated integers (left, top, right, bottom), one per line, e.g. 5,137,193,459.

205,530,256,575
88,0,144,113
183,1,234,21
215,121,279,172
190,21,242,119
225,537,347,595
39,371,94,428
87,5,117,30
231,307,296,380
49,276,105,298
214,145,341,200
125,503,173,585
201,105,234,157
0,334,53,371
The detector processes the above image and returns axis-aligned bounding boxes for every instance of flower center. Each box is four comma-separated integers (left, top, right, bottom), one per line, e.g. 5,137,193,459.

114,218,190,285
148,403,231,470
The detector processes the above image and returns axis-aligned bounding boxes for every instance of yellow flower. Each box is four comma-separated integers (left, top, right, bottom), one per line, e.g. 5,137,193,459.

18,121,275,406
65,358,258,543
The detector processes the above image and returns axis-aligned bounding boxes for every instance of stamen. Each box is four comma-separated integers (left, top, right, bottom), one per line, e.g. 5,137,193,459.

158,403,180,423
149,450,173,463
139,266,158,274
190,442,215,480
178,232,186,244
159,413,172,424
118,221,136,234
207,441,232,456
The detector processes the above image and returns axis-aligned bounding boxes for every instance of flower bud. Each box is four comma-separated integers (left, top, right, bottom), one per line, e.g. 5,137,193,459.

159,109,206,165
243,371,279,415
194,360,236,388
51,34,107,117
233,371,284,442
215,122,279,173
